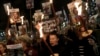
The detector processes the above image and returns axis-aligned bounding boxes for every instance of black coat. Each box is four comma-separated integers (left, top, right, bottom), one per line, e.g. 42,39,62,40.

38,39,70,56
70,37,97,56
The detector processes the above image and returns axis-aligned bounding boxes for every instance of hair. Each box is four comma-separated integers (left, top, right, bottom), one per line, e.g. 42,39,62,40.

0,42,7,53
18,36,32,47
46,31,60,46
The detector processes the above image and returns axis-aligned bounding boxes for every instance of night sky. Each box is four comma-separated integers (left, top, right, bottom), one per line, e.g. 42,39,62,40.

0,0,71,30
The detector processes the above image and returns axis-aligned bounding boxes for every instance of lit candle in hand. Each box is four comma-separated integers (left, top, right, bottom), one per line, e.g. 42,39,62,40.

6,5,10,15
50,0,53,4
20,16,24,25
39,23,43,38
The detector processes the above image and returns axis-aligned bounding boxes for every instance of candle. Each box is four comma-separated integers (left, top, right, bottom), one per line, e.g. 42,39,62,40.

41,13,44,20
39,23,43,38
20,16,24,25
8,29,11,36
74,2,82,16
50,0,53,4
85,3,88,10
78,21,81,25
6,5,10,15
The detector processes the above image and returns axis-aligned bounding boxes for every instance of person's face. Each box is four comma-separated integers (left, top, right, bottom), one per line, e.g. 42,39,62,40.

13,12,18,19
0,44,5,53
49,35,59,46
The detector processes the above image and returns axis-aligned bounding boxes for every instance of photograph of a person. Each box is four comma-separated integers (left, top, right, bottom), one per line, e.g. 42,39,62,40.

26,0,34,9
18,25,27,36
9,9,21,24
42,2,52,15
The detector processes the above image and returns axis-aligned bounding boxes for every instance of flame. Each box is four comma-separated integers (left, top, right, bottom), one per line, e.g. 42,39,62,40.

74,2,82,16
78,21,81,25
8,29,11,36
41,14,44,20
85,3,88,10
20,16,24,25
6,5,10,15
39,23,43,38
50,0,53,4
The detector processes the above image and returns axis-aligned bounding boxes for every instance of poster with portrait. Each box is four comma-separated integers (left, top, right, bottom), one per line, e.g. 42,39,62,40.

9,8,21,24
26,0,34,9
67,2,78,24
67,2,75,19
3,3,12,15
18,25,27,35
42,2,52,15
56,11,64,23
33,10,44,21
42,19,57,33
10,25,17,33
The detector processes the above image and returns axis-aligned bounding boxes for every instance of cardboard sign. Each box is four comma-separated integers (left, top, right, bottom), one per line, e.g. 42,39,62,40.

18,25,27,35
67,2,76,19
26,0,34,9
42,19,57,33
7,44,22,49
42,2,52,15
3,3,12,15
9,8,21,24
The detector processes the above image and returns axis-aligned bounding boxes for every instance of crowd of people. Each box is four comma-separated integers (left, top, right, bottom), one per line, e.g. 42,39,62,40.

0,24,99,56
0,0,100,55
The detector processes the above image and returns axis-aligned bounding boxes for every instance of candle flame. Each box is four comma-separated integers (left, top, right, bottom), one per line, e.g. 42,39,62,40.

50,0,53,4
78,21,81,25
6,5,10,15
41,14,44,20
20,16,24,25
74,2,82,16
85,3,88,10
8,29,11,36
39,23,43,38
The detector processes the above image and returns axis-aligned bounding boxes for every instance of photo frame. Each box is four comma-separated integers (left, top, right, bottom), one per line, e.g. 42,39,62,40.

3,3,12,15
26,0,34,9
42,19,57,33
33,10,44,21
18,25,27,35
9,8,21,24
42,2,52,15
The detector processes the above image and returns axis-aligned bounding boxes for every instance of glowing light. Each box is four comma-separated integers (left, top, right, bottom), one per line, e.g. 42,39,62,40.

41,14,44,20
20,16,24,25
6,5,10,15
39,23,43,38
85,3,88,10
50,0,53,4
74,2,82,16
78,21,81,25
8,29,11,36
